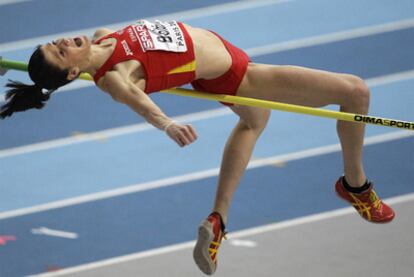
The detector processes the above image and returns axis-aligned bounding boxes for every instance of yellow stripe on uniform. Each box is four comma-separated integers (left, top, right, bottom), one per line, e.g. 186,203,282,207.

167,60,196,74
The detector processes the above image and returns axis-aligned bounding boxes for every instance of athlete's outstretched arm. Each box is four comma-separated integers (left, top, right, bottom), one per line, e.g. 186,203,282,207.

99,71,197,147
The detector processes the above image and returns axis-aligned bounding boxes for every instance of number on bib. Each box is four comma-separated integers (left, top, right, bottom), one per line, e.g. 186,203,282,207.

133,20,187,52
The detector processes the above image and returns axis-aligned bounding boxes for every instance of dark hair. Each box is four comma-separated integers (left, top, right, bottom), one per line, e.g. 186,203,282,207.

0,46,74,119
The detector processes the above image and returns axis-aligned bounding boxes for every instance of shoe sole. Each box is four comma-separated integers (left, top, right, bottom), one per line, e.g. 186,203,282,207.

193,220,216,275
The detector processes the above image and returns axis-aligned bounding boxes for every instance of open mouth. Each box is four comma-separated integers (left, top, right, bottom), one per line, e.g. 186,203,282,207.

74,37,83,47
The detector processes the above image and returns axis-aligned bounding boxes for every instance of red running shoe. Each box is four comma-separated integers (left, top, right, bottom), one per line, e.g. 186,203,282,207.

193,212,227,275
335,176,395,223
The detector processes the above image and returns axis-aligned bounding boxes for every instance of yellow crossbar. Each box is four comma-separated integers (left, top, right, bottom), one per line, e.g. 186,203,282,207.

1,57,413,131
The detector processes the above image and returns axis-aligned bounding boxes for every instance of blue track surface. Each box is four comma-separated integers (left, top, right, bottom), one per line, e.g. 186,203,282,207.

1,136,413,277
0,0,413,276
0,0,238,42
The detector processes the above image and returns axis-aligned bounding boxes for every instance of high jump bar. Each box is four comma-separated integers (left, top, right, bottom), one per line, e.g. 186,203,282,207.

1,57,413,131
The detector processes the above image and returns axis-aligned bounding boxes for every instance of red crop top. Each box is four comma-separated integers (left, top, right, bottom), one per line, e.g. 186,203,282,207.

93,20,196,93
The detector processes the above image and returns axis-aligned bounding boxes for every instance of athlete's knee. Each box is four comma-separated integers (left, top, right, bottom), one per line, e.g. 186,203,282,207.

238,109,270,133
343,74,370,111
352,76,370,107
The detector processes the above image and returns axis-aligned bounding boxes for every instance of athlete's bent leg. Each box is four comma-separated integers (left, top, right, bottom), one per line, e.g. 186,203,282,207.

193,105,270,275
237,64,369,186
213,105,270,223
236,64,394,223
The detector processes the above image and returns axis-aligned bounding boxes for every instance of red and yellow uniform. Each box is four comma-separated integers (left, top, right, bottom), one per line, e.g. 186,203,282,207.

93,19,250,103
93,20,196,93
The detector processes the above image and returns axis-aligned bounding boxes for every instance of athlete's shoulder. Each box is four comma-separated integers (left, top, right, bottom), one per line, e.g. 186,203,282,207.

97,70,125,92
93,28,114,41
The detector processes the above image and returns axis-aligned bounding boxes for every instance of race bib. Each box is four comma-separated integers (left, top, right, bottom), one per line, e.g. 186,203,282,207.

133,20,187,52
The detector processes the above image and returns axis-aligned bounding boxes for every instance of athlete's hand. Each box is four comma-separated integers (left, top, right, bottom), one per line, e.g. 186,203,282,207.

165,122,197,147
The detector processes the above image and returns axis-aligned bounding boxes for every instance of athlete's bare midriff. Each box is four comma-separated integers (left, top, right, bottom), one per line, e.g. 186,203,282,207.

183,24,232,80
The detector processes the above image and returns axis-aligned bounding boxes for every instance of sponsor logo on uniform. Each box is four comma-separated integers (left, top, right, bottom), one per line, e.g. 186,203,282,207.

121,40,133,56
128,27,137,42
134,25,155,51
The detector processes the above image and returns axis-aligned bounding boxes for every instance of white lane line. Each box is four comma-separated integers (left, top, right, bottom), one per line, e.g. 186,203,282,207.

246,18,414,56
0,0,294,53
365,69,414,87
1,130,412,220
26,192,414,277
31,227,78,239
229,239,258,247
0,107,231,159
0,0,30,6
247,130,414,170
1,70,414,159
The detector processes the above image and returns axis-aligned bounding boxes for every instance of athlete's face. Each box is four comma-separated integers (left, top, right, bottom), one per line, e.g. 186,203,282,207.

41,36,91,80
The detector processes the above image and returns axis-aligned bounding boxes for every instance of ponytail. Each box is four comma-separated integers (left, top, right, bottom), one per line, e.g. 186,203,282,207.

1,45,74,119
0,80,55,119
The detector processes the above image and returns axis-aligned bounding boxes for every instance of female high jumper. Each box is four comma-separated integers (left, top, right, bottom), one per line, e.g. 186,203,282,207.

0,19,394,275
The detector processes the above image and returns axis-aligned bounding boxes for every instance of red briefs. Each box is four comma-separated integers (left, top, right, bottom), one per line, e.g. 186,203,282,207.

191,31,250,106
